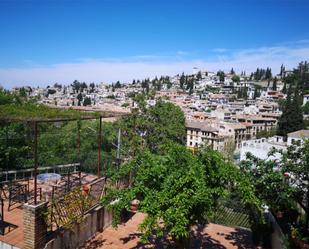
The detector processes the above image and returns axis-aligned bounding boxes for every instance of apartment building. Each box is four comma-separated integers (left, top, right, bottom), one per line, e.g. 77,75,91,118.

186,121,227,151
232,114,277,137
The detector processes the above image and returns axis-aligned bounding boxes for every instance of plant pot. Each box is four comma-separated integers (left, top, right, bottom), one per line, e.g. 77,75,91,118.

82,184,90,195
130,199,140,212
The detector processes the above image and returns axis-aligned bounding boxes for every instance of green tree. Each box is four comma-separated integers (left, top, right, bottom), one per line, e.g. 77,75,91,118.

186,78,194,94
179,73,185,90
196,71,202,80
272,77,278,91
217,70,225,82
253,86,261,99
277,85,304,137
232,75,240,83
0,89,20,105
115,81,121,88
83,97,91,106
71,80,81,92
281,140,309,228
77,93,83,106
280,64,285,77
103,145,262,248
240,152,294,213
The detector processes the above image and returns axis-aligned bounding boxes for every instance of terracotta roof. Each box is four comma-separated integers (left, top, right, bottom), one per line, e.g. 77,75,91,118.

185,121,218,132
288,130,309,139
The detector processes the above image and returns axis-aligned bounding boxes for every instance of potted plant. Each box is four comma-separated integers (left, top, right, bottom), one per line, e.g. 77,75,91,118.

130,199,140,212
82,184,91,195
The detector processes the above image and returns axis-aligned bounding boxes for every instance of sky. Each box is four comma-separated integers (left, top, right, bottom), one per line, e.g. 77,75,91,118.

0,0,309,89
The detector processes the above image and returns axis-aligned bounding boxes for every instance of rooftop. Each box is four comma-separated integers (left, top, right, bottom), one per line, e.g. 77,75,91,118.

81,212,256,249
288,129,309,139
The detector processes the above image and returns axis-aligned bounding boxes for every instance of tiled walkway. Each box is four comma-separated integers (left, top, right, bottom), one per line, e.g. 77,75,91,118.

81,212,255,249
0,173,99,249
0,201,24,249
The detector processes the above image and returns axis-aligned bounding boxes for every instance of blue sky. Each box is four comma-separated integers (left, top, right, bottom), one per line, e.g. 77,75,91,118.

1,0,309,88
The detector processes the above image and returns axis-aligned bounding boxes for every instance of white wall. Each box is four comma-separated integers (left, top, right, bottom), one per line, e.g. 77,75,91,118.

240,137,286,161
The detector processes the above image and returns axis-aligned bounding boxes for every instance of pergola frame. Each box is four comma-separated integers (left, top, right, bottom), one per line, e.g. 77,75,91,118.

1,114,115,205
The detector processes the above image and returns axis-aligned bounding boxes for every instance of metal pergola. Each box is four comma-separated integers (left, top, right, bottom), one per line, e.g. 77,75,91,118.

0,110,126,205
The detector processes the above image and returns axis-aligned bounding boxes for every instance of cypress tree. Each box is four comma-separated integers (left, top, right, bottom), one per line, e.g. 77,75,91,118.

277,84,293,137
179,73,185,89
277,84,304,138
290,86,304,132
272,77,278,91
282,82,287,94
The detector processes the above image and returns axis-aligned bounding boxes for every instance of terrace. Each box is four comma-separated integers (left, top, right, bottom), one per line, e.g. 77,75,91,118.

0,164,100,248
0,105,126,249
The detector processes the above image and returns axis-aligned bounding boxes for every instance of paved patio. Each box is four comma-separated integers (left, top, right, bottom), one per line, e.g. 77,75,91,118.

0,172,99,249
81,212,256,249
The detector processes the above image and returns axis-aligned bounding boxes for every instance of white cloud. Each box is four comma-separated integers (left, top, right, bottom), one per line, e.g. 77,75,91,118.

1,41,309,89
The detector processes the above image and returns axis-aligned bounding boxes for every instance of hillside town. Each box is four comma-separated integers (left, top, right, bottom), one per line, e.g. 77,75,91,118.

11,66,309,163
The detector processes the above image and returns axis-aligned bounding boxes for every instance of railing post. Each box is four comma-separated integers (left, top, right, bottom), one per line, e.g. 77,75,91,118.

34,121,38,205
97,116,102,177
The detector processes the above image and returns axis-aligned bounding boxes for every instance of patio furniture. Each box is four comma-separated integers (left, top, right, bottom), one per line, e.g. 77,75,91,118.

37,173,61,185
8,181,27,211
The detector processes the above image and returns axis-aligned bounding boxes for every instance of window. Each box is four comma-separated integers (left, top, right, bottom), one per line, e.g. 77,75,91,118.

190,142,192,146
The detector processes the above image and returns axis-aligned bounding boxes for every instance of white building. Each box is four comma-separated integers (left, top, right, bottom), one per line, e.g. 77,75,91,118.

240,136,286,161
287,130,309,145
240,130,309,161
303,94,309,106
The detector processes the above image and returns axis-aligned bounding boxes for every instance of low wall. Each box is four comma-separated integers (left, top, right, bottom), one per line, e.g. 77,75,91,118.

44,205,112,249
0,241,21,249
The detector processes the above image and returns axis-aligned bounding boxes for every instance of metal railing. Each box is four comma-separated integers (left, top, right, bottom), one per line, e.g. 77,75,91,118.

0,163,80,183
47,177,106,232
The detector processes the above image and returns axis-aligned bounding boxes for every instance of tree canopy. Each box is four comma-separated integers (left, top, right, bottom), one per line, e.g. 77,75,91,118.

103,144,262,247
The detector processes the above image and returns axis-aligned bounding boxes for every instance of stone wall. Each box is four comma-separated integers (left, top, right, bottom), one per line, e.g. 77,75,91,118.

43,206,112,249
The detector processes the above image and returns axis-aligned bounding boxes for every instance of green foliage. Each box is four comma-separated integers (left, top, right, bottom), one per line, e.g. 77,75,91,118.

240,152,295,212
303,102,309,115
272,77,278,91
0,103,97,121
283,61,309,95
180,73,185,89
237,87,248,99
216,70,225,82
278,84,304,137
83,97,91,106
252,67,272,81
45,187,93,230
281,140,309,227
205,85,220,94
0,89,21,105
256,128,277,139
118,97,186,155
231,75,240,83
103,145,263,244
